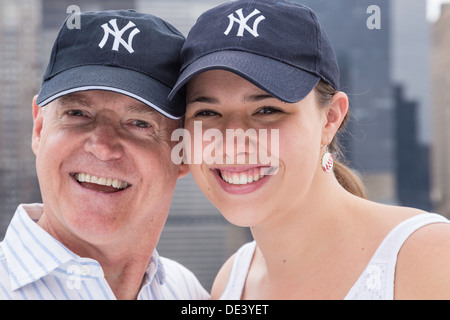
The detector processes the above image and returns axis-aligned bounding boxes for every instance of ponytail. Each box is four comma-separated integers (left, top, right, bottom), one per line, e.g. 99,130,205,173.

315,80,367,199
333,160,367,199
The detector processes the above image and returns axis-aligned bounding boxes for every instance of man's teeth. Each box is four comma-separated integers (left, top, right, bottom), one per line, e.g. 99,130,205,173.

74,173,129,190
219,168,267,185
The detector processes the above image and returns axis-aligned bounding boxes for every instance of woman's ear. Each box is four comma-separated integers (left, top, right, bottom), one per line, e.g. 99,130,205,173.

321,91,349,146
31,96,43,156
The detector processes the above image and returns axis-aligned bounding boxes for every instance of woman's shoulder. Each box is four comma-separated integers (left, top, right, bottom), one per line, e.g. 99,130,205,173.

394,211,450,299
353,201,450,299
369,203,450,299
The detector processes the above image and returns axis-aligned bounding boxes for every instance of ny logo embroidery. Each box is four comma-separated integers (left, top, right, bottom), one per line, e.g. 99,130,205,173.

224,8,265,37
98,19,140,53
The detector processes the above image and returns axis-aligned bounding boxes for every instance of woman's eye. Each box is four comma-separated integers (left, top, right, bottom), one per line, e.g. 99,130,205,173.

194,110,219,117
256,107,283,115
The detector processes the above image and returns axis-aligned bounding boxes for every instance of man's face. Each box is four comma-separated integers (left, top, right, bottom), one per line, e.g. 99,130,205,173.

32,90,187,245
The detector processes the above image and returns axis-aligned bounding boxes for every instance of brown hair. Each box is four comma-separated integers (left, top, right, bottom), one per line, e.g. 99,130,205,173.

314,80,368,199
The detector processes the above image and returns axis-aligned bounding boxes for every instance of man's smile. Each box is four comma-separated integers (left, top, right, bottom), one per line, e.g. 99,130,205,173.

72,172,131,193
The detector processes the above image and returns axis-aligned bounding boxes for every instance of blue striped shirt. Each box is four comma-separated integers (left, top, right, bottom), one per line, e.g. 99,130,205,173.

0,204,210,300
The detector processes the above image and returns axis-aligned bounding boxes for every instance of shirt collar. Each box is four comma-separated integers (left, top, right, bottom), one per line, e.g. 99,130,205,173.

143,249,166,286
2,204,77,290
3,204,166,291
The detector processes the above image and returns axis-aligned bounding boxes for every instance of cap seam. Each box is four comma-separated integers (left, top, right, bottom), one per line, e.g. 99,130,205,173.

46,18,68,78
110,14,131,66
238,0,258,47
307,8,321,75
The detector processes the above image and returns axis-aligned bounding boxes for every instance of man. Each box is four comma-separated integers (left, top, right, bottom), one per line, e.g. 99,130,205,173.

0,10,209,300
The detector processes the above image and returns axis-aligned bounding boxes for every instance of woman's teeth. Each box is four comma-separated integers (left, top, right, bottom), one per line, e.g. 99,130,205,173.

74,173,130,190
219,168,267,185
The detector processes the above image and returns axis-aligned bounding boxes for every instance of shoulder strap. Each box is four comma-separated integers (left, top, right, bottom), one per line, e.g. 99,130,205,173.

346,213,450,300
220,241,256,300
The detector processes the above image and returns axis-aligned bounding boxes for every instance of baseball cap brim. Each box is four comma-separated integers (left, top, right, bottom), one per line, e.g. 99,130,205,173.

168,50,320,103
37,65,185,119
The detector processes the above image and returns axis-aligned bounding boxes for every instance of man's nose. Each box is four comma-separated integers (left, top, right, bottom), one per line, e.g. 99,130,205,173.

83,120,124,161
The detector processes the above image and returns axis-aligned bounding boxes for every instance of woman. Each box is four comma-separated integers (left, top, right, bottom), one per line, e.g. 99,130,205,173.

169,0,450,299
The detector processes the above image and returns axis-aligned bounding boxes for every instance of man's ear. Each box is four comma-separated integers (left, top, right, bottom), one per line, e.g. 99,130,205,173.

321,91,349,146
31,96,43,156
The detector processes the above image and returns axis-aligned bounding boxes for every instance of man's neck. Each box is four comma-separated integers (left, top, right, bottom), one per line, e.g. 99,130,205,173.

99,254,152,300
36,208,157,300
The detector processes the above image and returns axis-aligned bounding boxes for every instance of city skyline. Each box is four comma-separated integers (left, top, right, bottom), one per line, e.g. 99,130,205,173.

0,0,449,289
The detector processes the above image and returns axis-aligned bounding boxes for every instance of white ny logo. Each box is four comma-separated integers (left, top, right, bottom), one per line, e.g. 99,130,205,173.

224,8,265,37
98,19,140,53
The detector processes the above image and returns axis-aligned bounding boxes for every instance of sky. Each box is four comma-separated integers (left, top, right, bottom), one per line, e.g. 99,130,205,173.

427,0,450,21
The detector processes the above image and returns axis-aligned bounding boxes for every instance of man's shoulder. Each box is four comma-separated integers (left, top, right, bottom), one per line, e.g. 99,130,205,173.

0,242,14,299
0,241,8,267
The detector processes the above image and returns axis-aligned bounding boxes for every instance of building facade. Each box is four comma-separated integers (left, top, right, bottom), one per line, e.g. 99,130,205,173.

0,0,42,231
431,4,450,217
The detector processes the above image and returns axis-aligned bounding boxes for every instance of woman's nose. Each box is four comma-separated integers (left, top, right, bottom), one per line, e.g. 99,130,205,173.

220,117,258,164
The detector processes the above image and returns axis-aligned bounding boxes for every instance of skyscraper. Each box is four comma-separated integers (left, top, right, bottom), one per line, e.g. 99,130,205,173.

297,0,396,203
431,4,450,217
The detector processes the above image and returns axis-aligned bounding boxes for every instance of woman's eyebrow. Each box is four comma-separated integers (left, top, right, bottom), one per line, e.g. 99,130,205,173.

187,95,219,104
243,94,276,103
188,94,275,104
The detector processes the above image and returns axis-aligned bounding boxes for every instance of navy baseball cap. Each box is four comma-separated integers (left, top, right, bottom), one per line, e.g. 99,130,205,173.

169,0,339,103
37,10,185,119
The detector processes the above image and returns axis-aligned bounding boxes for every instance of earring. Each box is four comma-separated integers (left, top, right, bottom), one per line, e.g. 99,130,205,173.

321,147,334,173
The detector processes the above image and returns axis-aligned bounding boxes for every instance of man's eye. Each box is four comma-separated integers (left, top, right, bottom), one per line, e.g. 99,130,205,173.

132,120,151,129
67,109,87,117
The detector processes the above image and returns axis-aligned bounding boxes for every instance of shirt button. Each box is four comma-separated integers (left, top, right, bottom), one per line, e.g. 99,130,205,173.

80,265,91,276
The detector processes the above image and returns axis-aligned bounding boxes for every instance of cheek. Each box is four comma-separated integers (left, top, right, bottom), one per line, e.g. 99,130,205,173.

139,145,181,194
35,128,73,183
188,164,209,192
278,125,321,177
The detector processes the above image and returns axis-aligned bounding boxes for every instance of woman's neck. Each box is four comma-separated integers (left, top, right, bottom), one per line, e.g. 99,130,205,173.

249,175,356,281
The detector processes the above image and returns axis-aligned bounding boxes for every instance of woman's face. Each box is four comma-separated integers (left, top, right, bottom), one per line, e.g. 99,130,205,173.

185,70,329,227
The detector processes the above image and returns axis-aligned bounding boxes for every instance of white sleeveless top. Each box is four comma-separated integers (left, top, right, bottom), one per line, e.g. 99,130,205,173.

220,213,450,300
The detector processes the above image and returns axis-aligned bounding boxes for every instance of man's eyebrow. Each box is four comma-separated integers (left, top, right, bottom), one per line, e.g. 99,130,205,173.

57,94,92,108
125,104,155,115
